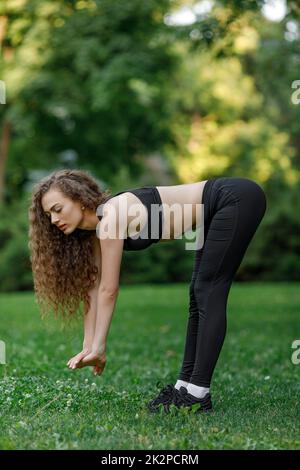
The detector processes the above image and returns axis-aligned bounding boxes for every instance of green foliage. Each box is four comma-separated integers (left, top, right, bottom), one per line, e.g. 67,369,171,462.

2,0,179,180
166,25,298,185
1,0,300,286
0,195,33,291
121,238,195,285
256,182,300,280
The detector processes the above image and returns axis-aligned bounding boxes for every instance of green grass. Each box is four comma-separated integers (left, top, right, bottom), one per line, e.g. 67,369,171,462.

0,283,299,450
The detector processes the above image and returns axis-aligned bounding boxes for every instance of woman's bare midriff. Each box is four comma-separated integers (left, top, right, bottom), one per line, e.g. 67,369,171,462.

156,181,208,242
117,180,208,242
94,180,208,248
93,180,208,269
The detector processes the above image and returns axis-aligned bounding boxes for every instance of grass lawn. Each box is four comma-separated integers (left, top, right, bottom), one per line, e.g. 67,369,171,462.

0,282,299,450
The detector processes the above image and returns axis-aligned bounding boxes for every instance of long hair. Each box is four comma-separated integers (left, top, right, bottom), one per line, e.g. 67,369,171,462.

28,169,111,323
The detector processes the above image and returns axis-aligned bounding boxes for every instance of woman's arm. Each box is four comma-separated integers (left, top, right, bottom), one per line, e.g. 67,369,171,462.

91,287,119,353
71,199,125,373
91,203,125,353
82,283,99,350
67,281,99,369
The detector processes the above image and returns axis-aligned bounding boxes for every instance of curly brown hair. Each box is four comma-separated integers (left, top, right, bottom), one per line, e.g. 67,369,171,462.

28,169,111,323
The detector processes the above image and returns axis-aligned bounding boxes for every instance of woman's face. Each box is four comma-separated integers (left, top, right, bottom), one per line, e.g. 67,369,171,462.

41,189,84,234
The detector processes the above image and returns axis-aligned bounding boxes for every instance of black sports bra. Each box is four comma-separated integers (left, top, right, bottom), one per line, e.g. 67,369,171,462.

97,186,164,251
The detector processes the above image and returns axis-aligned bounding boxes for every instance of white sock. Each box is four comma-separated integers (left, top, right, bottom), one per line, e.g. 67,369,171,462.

187,383,210,399
174,379,189,390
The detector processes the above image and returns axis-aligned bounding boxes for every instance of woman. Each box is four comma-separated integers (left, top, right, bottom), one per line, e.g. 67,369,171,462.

28,169,267,414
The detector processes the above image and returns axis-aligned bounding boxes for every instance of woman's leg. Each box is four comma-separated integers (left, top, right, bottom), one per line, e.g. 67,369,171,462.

178,177,267,388
177,250,203,382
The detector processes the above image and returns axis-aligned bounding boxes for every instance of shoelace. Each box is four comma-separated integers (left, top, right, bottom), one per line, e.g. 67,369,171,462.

172,388,187,407
152,383,175,405
153,382,202,406
154,382,184,406
151,382,211,411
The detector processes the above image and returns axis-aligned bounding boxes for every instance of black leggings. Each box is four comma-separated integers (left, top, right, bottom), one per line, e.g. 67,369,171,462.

178,177,267,388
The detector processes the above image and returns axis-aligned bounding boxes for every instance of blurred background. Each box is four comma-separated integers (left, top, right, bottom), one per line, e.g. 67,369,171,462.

1,0,300,291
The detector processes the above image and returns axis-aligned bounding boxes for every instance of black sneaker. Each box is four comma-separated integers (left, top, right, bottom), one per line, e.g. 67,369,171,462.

147,382,183,414
174,386,213,413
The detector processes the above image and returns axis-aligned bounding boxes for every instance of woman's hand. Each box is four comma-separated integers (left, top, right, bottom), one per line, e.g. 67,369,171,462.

70,348,107,376
67,348,91,370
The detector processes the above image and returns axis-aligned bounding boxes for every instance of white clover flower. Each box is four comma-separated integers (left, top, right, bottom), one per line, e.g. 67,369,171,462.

18,421,27,428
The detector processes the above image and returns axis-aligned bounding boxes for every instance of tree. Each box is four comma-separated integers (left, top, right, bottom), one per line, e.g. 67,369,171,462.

1,0,181,204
